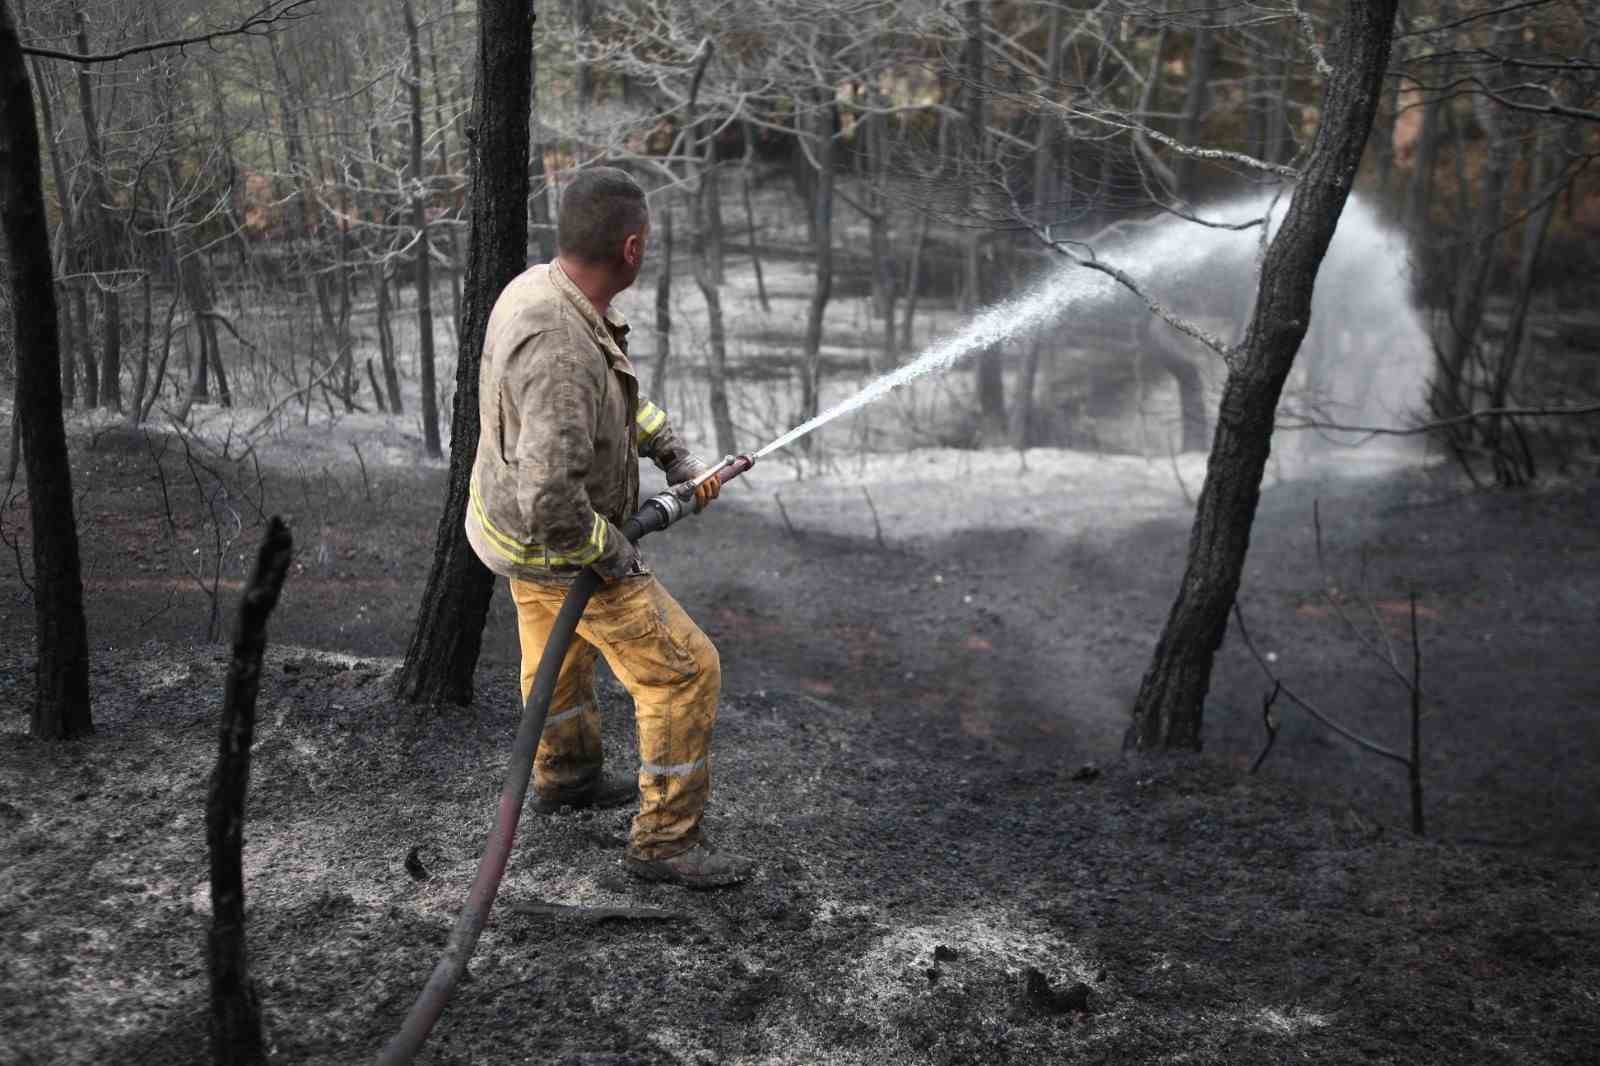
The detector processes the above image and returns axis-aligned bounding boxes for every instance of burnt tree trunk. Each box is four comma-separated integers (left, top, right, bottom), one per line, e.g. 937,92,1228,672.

396,0,533,707
374,264,404,413
428,20,464,331
1142,314,1210,453
128,270,150,424
739,127,770,313
527,94,555,262
364,99,406,415
1174,23,1218,195
1435,14,1518,423
964,0,1006,444
900,212,929,351
652,196,672,398
74,10,119,411
405,0,442,458
681,43,736,457
25,48,81,408
1,0,93,739
206,517,292,1066
1402,2,1452,238
1484,127,1563,482
800,87,835,437
572,0,594,146
1127,0,1400,750
864,77,896,368
1016,5,1064,450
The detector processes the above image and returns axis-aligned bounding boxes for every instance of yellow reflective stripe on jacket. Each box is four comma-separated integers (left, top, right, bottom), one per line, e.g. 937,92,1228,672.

636,401,668,443
469,478,607,567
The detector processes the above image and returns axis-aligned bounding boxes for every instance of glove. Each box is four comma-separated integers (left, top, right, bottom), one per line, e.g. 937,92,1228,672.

692,471,721,512
671,455,720,512
590,519,641,583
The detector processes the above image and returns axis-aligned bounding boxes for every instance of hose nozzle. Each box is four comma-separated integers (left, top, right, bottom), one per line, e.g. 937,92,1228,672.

634,454,757,540
677,453,757,501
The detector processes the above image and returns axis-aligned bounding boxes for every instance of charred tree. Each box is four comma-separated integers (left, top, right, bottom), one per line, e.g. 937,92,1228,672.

860,63,896,368
1141,314,1210,453
1015,3,1066,450
739,120,770,313
1175,21,1219,195
397,0,533,707
374,263,403,413
799,85,835,438
900,211,929,351
404,0,442,458
364,100,405,415
679,41,736,457
1127,0,1400,750
1,0,92,739
652,196,672,397
206,517,292,1066
1402,2,1453,238
572,0,595,143
73,10,119,411
428,18,465,331
24,46,85,408
964,0,1006,443
1434,14,1519,425
527,55,556,263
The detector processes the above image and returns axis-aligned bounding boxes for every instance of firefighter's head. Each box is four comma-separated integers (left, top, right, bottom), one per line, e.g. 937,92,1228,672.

558,166,650,293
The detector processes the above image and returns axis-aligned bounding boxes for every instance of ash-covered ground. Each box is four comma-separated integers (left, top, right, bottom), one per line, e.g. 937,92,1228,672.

2,414,1599,1064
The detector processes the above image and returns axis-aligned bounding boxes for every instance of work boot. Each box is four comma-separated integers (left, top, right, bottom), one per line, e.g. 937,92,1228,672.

531,773,638,815
623,839,755,889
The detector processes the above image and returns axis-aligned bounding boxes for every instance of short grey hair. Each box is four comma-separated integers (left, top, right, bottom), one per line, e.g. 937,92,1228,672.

557,167,648,263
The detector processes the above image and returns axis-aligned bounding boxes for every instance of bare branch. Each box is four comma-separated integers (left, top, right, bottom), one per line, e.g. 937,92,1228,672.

1232,603,1410,767
1277,402,1600,441
22,1,317,65
1395,0,1559,41
1135,124,1301,179
1291,0,1334,78
1249,682,1281,775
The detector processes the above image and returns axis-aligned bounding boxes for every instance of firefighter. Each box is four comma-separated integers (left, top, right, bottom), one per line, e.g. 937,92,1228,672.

465,167,754,889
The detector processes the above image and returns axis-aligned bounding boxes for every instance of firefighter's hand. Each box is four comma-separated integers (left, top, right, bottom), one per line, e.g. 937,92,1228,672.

694,475,721,511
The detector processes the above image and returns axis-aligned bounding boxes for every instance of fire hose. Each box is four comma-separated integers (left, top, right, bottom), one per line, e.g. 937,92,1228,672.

376,454,756,1066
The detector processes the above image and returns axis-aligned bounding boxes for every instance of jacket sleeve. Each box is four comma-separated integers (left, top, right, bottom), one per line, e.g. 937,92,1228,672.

634,394,707,485
510,331,634,579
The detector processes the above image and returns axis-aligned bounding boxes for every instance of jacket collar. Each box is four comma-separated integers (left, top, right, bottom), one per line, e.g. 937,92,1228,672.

550,259,630,339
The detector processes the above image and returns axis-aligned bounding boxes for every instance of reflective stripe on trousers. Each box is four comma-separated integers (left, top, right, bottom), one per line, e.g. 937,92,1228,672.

510,574,721,860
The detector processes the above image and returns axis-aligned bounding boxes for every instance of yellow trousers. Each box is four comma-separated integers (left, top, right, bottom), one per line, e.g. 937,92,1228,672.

509,575,720,859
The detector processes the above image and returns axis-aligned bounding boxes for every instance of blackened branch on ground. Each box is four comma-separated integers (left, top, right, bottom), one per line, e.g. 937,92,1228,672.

207,516,293,1066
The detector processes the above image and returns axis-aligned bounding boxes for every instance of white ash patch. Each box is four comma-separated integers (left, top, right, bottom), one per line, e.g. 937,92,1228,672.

499,865,625,909
1251,1005,1333,1035
809,894,880,925
843,910,1096,1021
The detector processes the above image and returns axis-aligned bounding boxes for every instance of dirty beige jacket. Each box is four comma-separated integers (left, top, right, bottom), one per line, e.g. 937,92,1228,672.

465,262,704,583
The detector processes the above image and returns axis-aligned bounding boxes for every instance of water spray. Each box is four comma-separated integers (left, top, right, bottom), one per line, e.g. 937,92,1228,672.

377,454,755,1066
752,269,1085,458
752,191,1428,460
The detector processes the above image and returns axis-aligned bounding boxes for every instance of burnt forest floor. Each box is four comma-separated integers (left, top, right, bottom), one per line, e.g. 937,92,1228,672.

2,413,1599,1065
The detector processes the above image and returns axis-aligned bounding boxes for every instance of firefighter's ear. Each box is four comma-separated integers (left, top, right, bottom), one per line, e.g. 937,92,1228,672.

623,222,649,268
